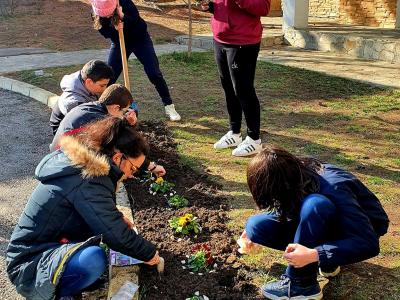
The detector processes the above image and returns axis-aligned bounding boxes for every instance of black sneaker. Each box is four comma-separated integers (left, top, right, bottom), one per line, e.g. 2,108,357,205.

261,275,323,300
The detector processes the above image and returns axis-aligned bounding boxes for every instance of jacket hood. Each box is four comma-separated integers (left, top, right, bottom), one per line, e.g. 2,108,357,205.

36,136,111,182
60,71,92,98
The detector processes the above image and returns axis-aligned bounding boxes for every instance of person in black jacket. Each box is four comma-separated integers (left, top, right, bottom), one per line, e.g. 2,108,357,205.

240,146,389,300
7,117,160,300
91,0,181,121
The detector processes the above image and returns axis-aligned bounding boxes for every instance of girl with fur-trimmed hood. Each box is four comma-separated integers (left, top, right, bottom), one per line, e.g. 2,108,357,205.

6,117,160,299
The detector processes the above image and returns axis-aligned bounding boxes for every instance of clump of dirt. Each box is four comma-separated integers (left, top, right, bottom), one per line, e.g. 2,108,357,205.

125,121,262,299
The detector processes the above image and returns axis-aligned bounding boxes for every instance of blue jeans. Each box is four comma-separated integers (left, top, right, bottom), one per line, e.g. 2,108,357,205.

245,194,337,286
108,33,173,106
58,246,107,296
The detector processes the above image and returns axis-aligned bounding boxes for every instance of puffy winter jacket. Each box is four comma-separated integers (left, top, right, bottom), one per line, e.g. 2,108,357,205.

6,135,156,300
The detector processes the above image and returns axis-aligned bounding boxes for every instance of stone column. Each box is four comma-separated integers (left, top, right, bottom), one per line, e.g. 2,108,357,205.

282,0,309,29
396,0,400,29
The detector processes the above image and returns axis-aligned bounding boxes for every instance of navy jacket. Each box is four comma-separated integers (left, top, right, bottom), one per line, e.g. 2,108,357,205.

7,136,156,299
50,102,107,151
98,0,148,44
315,164,389,268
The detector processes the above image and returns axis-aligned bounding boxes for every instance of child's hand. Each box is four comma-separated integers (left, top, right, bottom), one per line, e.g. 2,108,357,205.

283,243,319,268
117,6,124,19
124,109,137,126
237,230,260,254
151,164,166,177
145,251,161,266
114,20,124,31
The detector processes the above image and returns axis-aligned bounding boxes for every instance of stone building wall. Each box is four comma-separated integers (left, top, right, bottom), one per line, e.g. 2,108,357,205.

309,0,340,20
339,0,397,28
308,0,397,28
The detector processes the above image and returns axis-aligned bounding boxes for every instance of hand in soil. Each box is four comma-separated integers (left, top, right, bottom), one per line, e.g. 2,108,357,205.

237,230,261,254
145,250,161,266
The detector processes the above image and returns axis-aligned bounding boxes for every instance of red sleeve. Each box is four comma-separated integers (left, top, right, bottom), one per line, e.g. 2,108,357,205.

234,0,271,16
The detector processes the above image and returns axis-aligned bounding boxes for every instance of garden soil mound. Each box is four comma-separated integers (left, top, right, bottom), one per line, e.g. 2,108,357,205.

125,121,263,300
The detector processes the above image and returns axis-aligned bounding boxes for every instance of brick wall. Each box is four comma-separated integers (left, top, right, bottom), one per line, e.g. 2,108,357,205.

339,0,397,28
309,0,340,19
309,0,397,28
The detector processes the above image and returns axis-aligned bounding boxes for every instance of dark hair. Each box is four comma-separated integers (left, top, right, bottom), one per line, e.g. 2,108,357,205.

98,84,133,108
75,116,149,158
81,60,114,82
92,11,119,30
247,146,323,220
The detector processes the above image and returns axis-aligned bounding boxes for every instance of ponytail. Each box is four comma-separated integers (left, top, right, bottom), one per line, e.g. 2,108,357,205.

75,116,149,158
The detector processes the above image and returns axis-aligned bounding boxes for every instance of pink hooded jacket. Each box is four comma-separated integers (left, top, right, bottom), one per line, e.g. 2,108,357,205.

211,0,271,45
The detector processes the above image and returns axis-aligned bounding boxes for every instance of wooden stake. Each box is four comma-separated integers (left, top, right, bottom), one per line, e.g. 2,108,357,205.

117,1,131,91
188,0,193,57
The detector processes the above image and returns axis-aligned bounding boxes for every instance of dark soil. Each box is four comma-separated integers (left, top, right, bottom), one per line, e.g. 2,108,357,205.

125,121,263,300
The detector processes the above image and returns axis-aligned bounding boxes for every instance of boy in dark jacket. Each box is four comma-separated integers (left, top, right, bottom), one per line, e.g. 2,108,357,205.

49,60,114,135
241,147,389,299
91,0,181,121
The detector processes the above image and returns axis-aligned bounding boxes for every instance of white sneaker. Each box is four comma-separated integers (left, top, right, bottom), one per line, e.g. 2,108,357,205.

232,136,262,157
214,131,242,149
165,104,181,121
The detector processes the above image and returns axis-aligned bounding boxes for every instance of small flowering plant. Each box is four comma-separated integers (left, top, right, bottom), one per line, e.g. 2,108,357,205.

168,195,189,208
186,294,209,300
186,243,214,273
149,177,175,195
169,213,201,235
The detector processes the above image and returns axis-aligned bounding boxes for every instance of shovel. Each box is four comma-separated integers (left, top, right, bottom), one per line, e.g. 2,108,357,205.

117,0,131,92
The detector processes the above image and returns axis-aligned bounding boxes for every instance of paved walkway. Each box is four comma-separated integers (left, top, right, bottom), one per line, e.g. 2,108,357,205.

0,44,205,74
0,89,52,300
259,46,400,89
0,42,399,89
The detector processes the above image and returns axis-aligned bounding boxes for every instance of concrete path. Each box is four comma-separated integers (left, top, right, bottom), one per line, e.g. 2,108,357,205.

0,89,52,300
0,44,205,74
259,46,400,89
1,42,399,89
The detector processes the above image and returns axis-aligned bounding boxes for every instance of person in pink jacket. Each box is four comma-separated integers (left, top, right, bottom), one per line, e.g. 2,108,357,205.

202,0,271,157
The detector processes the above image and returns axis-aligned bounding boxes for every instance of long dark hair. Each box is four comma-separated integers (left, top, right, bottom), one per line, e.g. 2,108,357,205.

92,10,119,30
247,146,323,220
75,116,149,158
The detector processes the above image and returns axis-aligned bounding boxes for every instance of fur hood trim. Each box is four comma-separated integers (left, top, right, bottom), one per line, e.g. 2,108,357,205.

59,135,110,178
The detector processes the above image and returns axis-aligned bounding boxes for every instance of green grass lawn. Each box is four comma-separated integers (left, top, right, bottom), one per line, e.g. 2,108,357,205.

7,52,400,299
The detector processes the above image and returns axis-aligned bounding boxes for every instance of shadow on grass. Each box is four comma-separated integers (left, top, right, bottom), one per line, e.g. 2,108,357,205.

324,261,400,299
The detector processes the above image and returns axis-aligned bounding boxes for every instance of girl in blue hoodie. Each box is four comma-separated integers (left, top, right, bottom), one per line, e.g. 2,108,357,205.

242,146,389,300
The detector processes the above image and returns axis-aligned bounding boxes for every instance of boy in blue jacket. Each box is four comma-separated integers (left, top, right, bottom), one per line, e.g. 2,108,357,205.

241,146,389,299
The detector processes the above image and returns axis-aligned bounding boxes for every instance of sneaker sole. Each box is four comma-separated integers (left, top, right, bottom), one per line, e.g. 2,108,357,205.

262,291,323,300
231,149,261,157
319,266,340,278
214,143,241,150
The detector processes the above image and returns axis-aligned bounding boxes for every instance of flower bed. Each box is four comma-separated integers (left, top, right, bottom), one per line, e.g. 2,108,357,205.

124,121,262,299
